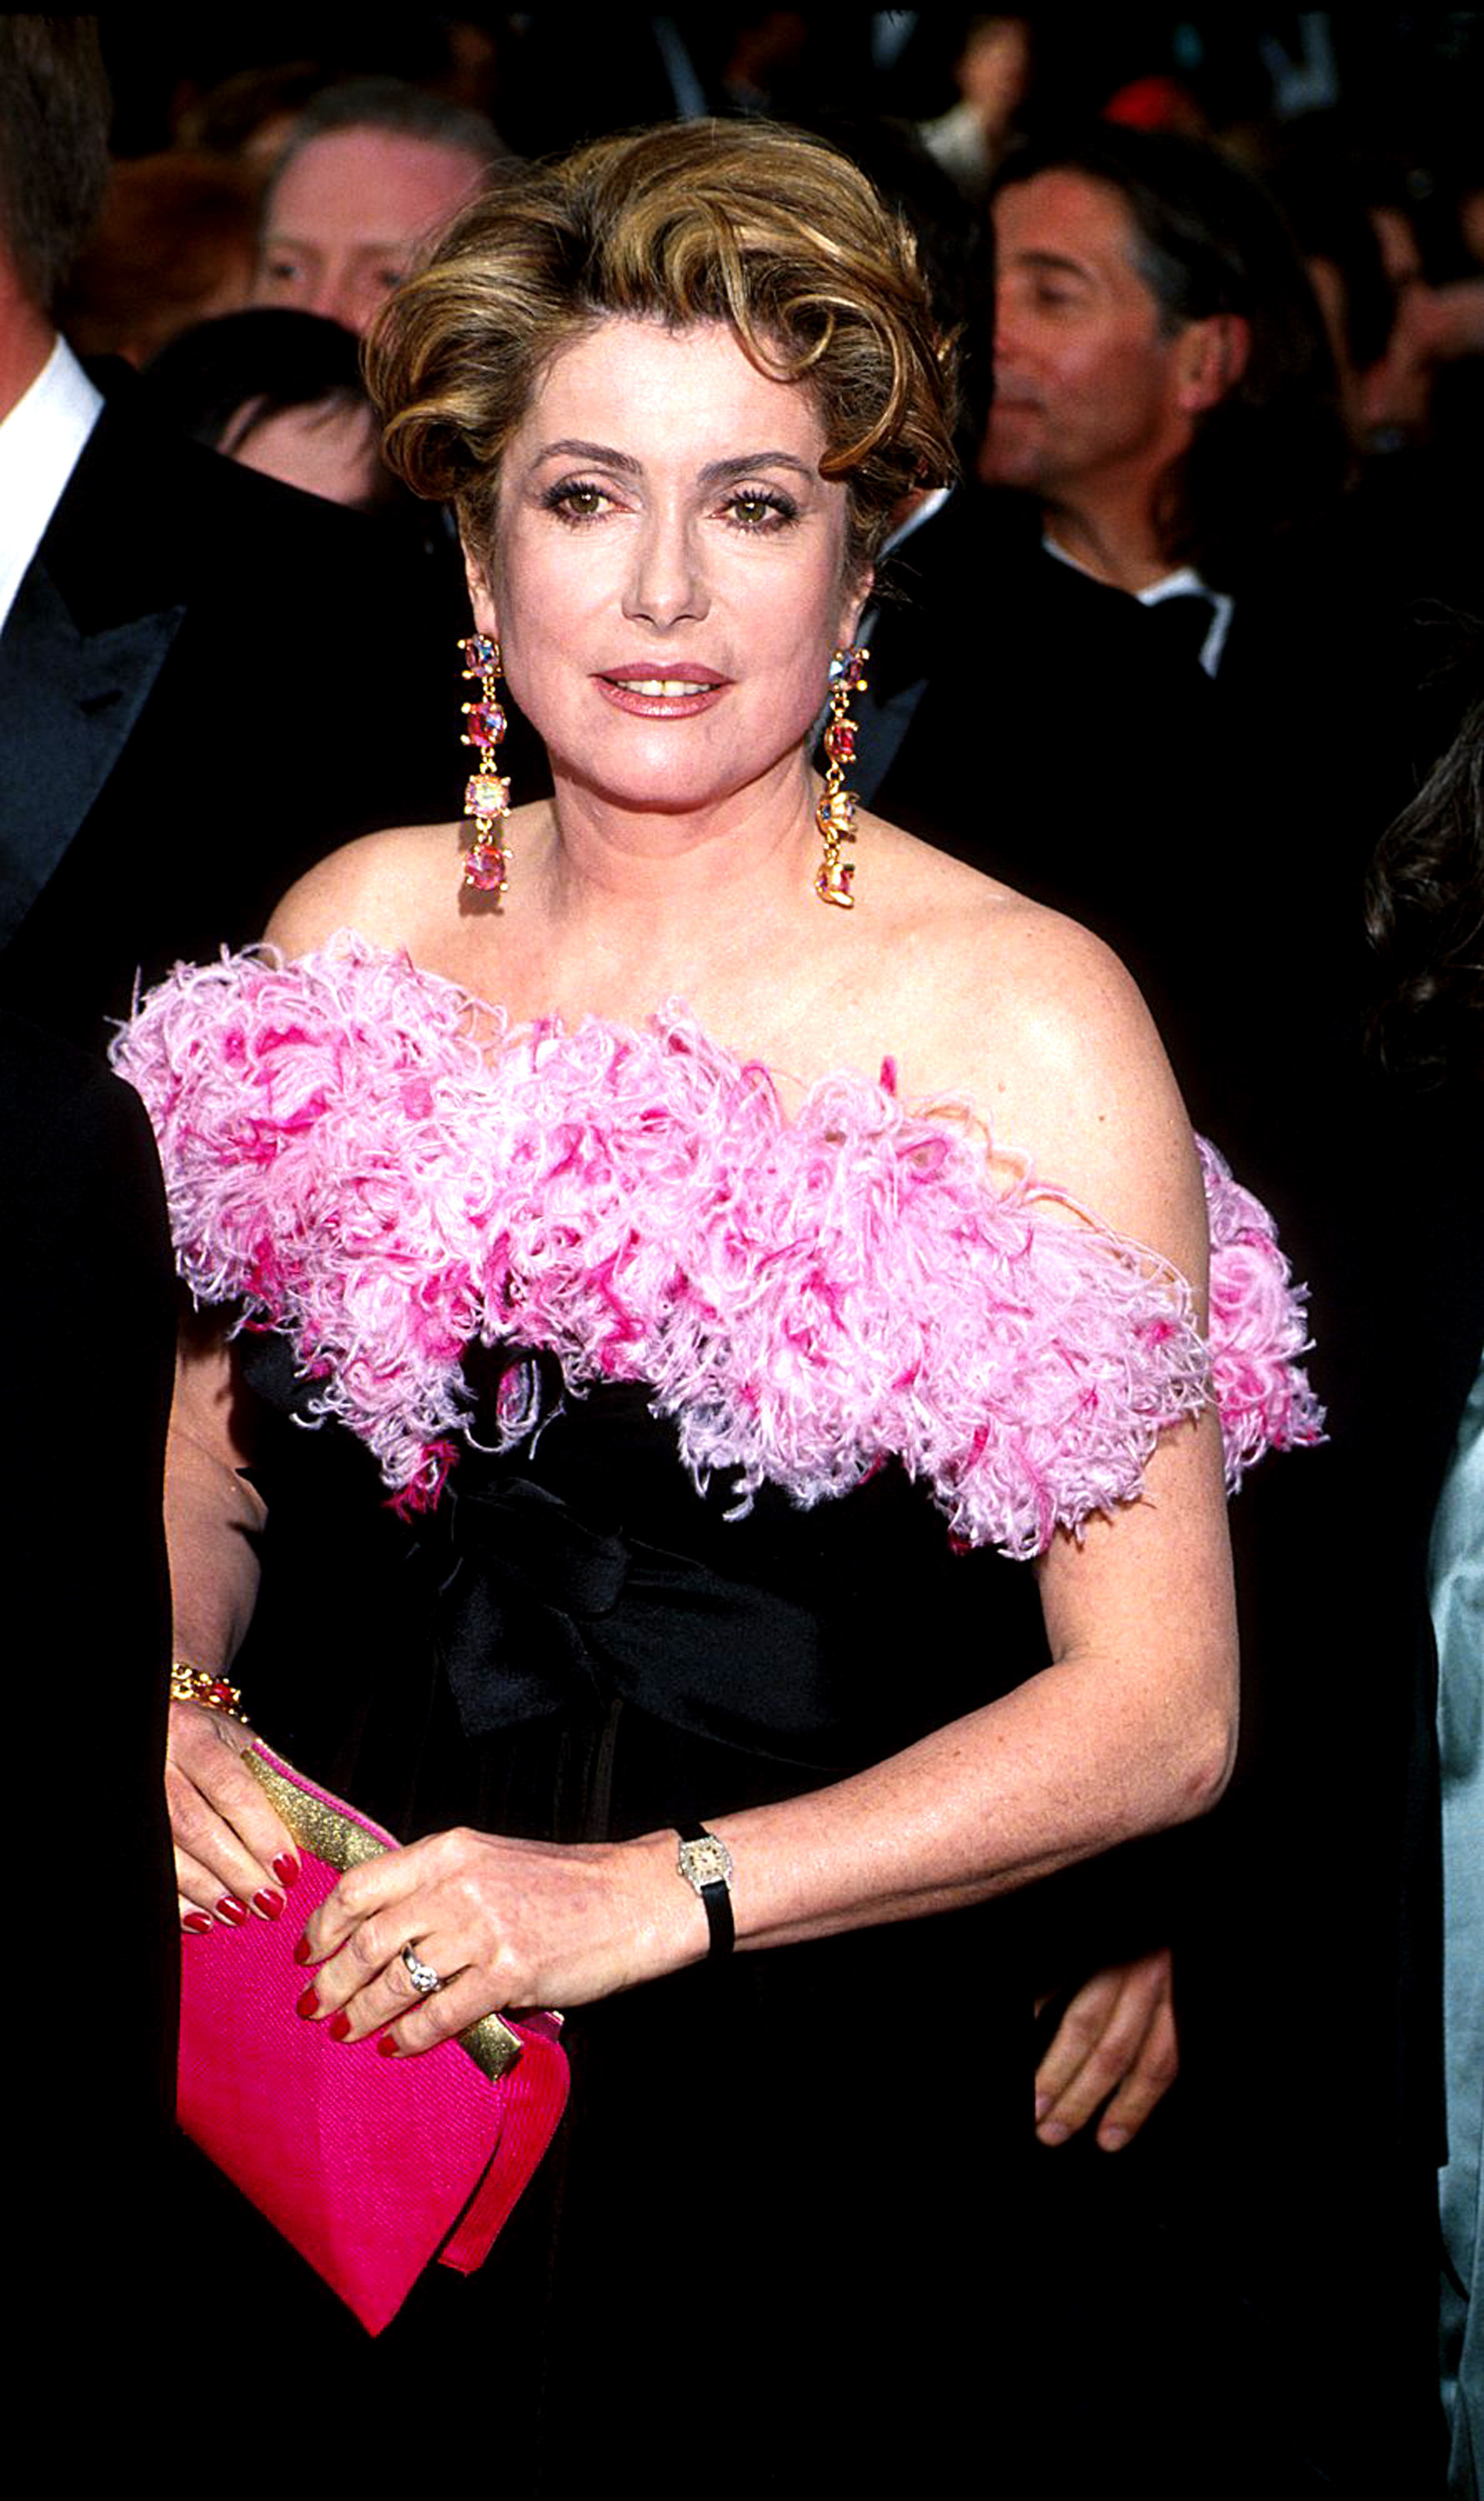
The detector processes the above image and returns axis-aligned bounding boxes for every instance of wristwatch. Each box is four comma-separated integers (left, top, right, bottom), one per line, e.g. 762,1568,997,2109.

675,1822,734,1958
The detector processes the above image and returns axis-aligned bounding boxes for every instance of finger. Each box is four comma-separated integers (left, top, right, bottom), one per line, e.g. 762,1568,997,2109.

1034,1971,1122,2112
166,1756,293,1921
1095,1997,1179,2151
168,1706,302,1902
378,1965,509,2061
173,1838,252,1929
296,1830,445,1963
1036,1969,1163,2144
178,1886,216,1937
303,1917,473,2043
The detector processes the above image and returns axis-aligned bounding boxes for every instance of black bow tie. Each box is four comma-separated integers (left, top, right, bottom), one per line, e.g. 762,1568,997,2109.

1143,590,1218,667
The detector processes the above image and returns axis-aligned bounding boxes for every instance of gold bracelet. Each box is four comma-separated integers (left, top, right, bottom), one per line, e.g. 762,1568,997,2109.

170,1661,247,1720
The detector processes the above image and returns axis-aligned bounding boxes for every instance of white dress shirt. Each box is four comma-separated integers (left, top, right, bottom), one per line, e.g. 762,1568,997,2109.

1041,532,1234,677
0,334,103,634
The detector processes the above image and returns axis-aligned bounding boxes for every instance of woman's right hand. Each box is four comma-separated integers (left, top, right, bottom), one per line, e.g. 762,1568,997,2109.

168,1700,301,1934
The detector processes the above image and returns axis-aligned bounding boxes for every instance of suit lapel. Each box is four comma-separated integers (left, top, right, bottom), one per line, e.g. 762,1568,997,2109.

0,554,183,949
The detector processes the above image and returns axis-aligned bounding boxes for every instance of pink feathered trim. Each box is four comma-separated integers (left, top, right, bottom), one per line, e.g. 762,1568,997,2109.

114,940,1321,1556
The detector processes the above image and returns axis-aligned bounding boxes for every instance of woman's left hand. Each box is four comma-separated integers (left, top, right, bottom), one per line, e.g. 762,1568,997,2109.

293,1825,689,2052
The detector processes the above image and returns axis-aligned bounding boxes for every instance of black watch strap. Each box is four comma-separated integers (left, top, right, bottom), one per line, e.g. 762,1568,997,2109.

675,1821,735,1958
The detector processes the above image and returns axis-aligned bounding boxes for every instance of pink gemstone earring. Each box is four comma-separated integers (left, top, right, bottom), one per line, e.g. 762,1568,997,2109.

815,644,868,909
459,633,511,896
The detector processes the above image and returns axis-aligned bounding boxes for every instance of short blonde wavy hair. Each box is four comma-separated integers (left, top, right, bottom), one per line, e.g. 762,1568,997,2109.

365,118,959,579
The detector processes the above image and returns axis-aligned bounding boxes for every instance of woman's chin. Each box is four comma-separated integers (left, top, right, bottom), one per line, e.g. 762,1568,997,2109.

551,744,804,824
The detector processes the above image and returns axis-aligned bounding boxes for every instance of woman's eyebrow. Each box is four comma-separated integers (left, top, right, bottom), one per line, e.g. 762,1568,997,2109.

699,452,816,486
529,440,816,485
532,438,642,472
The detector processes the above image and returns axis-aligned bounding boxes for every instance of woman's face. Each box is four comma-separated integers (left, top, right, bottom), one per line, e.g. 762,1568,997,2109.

469,318,868,821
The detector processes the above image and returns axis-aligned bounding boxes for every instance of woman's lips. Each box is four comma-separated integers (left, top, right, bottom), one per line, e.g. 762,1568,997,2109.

594,667,730,718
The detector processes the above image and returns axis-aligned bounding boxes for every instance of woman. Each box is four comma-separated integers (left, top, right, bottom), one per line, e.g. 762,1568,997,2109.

121,121,1314,2473
141,308,400,514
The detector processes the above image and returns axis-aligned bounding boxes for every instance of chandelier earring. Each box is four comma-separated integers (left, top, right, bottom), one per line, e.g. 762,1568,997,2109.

458,633,511,897
815,644,868,909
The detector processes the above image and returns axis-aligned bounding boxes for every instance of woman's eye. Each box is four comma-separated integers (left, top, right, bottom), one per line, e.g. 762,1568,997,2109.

724,489,796,531
544,480,611,523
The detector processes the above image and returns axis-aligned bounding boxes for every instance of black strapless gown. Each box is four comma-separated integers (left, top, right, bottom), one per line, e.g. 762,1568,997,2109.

202,1338,1048,2478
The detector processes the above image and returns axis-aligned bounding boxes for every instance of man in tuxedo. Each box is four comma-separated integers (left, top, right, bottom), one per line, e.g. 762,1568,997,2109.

0,21,458,1053
3,1010,179,2352
980,127,1351,659
859,128,1468,2487
974,125,1416,915
964,125,1472,2493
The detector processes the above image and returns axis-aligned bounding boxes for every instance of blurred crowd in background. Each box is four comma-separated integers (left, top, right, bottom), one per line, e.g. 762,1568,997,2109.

4,13,1481,2493
70,11,1484,515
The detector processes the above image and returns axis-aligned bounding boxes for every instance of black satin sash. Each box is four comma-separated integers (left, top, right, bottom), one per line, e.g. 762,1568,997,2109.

431,1467,855,1769
239,1331,1022,1782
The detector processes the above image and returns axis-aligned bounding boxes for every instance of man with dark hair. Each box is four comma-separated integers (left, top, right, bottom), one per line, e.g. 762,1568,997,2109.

0,13,111,313
970,119,1415,975
253,74,509,337
0,22,455,1050
981,122,1352,650
0,21,178,2369
872,121,1461,2493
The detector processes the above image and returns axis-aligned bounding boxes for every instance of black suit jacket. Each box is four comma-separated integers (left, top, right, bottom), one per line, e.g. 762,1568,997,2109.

861,489,1237,1131
871,499,1476,2476
2,1012,178,2328
0,373,460,1050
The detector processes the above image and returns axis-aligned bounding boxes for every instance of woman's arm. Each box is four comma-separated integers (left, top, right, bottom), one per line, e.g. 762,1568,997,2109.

166,1322,301,1925
295,908,1239,2048
168,1316,263,1669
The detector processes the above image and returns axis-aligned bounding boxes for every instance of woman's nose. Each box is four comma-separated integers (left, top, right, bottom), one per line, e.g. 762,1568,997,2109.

623,513,709,629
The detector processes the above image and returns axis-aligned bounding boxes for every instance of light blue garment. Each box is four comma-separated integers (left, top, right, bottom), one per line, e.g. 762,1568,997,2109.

1435,1356,1484,2498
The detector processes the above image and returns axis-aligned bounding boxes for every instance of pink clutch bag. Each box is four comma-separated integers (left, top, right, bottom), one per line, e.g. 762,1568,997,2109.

176,1741,569,2335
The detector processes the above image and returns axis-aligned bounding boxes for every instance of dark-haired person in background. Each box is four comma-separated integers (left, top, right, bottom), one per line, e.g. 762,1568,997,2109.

0,15,181,2359
0,20,457,1052
971,121,1426,1145
980,123,1353,641
142,306,413,515
890,118,1480,2487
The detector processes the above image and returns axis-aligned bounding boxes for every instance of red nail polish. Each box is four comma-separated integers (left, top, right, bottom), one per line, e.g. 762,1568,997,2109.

328,2010,353,2042
292,1933,314,1965
377,2033,399,2058
182,1912,213,1936
273,1854,301,1890
296,1987,319,2019
216,1895,249,1926
253,1888,286,1921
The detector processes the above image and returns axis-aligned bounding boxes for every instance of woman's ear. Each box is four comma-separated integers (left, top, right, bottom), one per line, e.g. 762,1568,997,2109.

461,539,499,639
838,566,874,653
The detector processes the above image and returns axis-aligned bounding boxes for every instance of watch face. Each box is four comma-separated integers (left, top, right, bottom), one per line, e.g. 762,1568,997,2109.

680,1835,733,1892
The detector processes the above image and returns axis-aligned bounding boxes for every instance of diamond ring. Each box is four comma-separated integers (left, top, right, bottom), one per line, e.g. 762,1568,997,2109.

400,1942,442,1997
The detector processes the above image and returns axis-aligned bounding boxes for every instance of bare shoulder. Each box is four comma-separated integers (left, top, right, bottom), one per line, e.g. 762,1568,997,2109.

263,821,457,959
867,822,1203,1271
870,820,1158,1080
